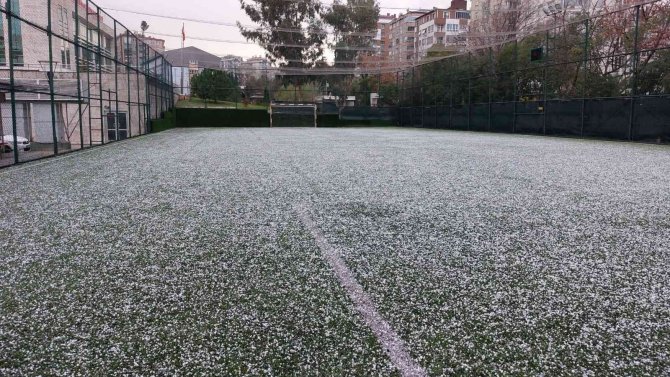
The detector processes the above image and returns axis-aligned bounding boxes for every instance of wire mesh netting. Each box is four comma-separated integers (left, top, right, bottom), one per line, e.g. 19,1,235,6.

391,0,670,143
270,104,316,127
0,0,174,168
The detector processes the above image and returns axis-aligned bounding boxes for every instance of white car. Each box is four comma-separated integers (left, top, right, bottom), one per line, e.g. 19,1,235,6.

1,135,31,153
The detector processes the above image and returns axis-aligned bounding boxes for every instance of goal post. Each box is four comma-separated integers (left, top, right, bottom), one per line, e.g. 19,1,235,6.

269,103,318,128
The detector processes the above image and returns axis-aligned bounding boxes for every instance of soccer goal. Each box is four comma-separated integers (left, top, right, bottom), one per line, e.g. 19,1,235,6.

270,103,318,128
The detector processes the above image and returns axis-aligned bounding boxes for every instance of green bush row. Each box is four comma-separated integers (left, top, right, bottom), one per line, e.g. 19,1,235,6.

151,109,177,133
177,108,270,128
175,109,396,128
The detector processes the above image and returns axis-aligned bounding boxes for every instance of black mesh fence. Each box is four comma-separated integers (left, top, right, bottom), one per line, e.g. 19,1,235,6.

391,1,670,144
396,97,668,141
0,0,174,168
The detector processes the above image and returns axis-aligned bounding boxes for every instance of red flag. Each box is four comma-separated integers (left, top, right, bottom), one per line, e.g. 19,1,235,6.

182,23,186,42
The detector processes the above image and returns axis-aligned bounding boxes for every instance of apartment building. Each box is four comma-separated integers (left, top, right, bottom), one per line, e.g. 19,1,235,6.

389,10,428,65
374,14,397,60
416,1,470,59
239,56,275,80
139,36,165,53
221,55,243,72
0,0,169,157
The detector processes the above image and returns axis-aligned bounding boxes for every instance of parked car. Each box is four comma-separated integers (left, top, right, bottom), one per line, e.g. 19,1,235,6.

1,135,31,153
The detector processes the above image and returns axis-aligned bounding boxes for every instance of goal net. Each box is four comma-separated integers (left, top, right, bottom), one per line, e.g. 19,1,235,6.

270,103,317,128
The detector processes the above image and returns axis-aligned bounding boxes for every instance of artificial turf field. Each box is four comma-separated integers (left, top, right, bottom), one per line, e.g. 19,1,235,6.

1,127,669,376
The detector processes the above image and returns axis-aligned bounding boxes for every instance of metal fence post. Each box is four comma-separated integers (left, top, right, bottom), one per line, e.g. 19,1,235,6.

580,18,589,137
7,0,19,164
543,30,549,135
488,47,493,132
434,73,438,128
85,0,92,146
135,36,141,135
74,0,84,148
126,30,133,141
47,0,58,155
629,5,641,141
145,44,152,128
411,66,415,127
421,82,424,127
96,6,104,144
395,70,399,125
449,80,453,129
512,39,518,133
467,52,472,131
113,20,120,139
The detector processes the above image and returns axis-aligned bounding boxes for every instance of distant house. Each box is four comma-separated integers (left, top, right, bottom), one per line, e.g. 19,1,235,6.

164,46,221,96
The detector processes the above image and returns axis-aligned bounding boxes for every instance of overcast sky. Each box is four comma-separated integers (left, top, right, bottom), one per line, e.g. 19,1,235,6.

95,0,453,59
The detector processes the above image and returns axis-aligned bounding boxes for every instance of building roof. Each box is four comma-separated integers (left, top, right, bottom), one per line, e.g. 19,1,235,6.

163,46,221,69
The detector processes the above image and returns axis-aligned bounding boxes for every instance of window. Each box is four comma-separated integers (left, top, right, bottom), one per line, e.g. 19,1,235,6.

407,26,415,32
447,24,459,32
0,12,6,65
456,11,470,19
9,0,23,66
58,5,72,69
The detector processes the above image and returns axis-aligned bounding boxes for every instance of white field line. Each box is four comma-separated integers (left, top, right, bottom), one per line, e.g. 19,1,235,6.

296,205,428,377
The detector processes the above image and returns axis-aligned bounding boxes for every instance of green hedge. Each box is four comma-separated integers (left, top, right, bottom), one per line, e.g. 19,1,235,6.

151,109,176,133
177,108,269,128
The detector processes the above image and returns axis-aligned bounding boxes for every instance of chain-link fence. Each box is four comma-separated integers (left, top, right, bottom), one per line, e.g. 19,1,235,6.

397,1,670,143
0,0,175,168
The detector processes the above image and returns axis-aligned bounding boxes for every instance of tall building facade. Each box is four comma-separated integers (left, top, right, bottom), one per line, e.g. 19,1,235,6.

139,36,165,53
416,1,470,59
374,14,396,60
0,0,169,156
389,10,427,65
221,55,243,72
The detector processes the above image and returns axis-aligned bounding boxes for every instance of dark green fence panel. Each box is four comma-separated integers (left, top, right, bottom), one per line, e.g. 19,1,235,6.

583,98,631,140
491,103,515,133
546,100,582,137
470,104,489,131
451,106,469,130
436,106,450,129
633,96,670,143
423,107,437,128
412,107,423,127
515,102,544,134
